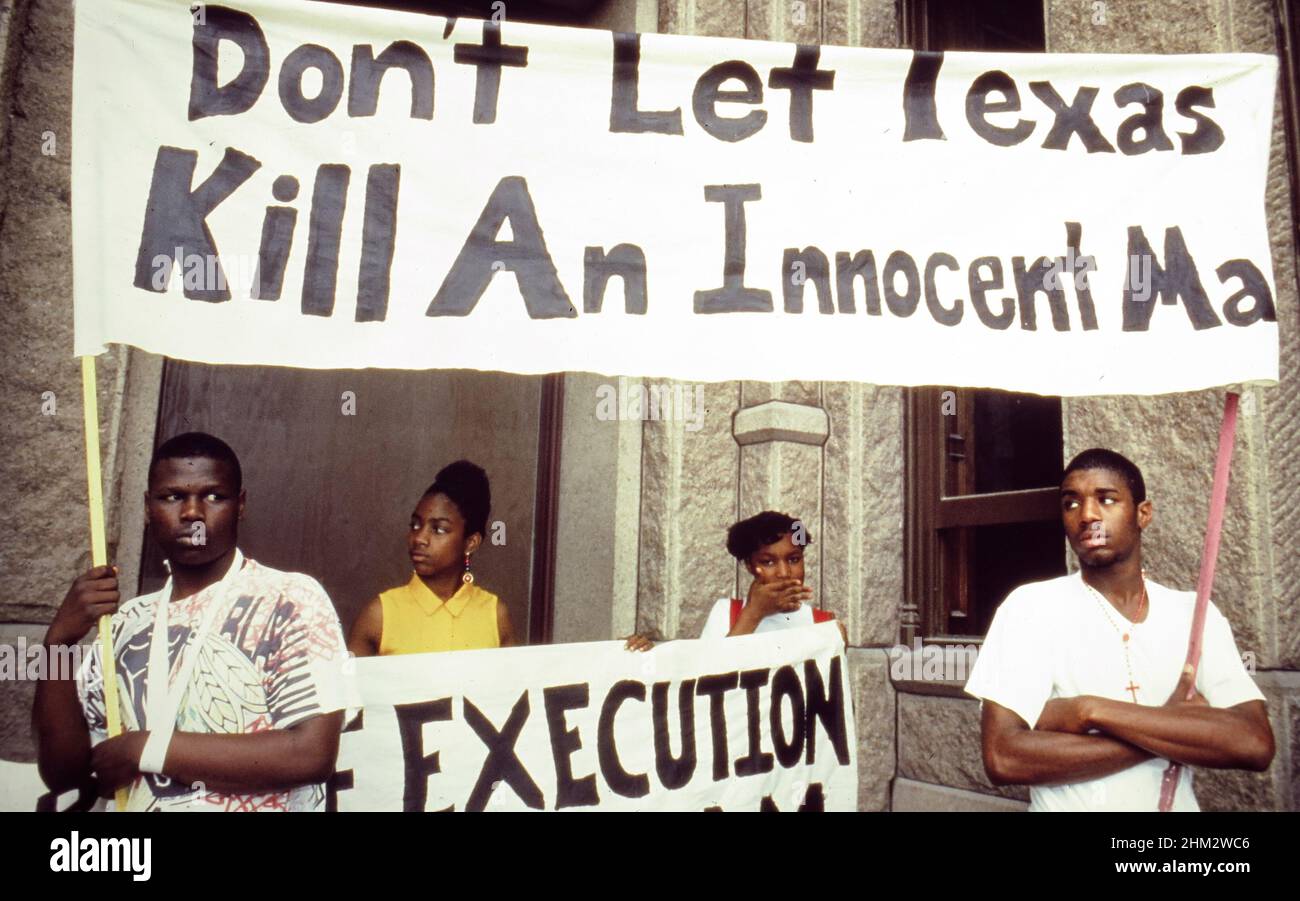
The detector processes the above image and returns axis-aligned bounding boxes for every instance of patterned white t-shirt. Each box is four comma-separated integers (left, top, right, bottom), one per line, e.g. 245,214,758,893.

77,556,350,811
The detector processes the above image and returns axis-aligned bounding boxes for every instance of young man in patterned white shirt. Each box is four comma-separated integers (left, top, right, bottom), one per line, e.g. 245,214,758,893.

34,432,351,811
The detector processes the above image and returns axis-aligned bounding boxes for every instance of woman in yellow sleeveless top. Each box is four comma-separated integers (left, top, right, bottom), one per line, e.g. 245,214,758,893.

348,460,515,655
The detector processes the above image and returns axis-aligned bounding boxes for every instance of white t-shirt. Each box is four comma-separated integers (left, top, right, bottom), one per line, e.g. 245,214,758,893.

963,572,1264,812
698,597,815,640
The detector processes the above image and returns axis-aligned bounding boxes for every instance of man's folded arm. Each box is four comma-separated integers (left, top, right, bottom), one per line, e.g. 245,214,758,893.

165,712,344,792
93,712,344,796
981,699,1151,787
1082,698,1273,771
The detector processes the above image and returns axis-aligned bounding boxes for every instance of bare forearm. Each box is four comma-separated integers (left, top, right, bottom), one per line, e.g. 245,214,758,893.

32,658,93,792
160,714,343,793
1087,699,1273,770
728,608,764,637
987,729,1151,787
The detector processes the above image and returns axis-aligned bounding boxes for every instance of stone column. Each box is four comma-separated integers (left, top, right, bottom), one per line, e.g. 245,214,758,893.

0,0,140,762
636,381,742,639
733,382,827,603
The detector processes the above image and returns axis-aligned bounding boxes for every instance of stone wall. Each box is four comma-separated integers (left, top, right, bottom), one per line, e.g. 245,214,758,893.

0,0,120,762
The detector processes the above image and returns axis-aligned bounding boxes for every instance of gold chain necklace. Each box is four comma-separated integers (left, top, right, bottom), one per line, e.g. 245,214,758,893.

1083,578,1148,703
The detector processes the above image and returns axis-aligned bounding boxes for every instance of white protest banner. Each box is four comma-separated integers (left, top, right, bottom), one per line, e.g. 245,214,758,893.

329,624,855,811
73,0,1279,395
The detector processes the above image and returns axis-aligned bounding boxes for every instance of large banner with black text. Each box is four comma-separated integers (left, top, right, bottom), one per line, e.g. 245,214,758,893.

73,0,1279,394
329,623,856,811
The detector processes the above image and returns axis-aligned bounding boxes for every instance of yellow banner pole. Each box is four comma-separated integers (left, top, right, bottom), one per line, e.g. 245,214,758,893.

80,355,129,811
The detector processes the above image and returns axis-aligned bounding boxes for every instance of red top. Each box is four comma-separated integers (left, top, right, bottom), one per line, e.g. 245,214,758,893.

728,598,833,629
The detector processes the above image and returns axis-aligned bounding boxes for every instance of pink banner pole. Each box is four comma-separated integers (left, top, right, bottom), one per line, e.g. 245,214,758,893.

1158,390,1240,811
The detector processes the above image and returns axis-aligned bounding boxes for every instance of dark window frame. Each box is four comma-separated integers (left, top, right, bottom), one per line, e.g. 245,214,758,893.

903,388,1062,643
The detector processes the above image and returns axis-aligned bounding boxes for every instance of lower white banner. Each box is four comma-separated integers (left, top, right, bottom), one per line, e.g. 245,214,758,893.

331,623,856,811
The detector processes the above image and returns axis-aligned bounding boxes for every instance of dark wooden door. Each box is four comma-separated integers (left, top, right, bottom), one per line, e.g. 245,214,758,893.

142,363,551,639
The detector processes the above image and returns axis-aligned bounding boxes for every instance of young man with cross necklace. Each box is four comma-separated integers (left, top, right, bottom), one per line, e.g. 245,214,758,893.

963,449,1274,811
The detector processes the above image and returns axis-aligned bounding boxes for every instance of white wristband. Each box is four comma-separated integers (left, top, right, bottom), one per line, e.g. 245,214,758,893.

138,729,172,775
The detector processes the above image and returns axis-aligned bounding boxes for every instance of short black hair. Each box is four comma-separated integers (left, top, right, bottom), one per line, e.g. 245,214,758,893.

726,511,812,561
425,460,491,538
1062,448,1146,504
149,432,242,490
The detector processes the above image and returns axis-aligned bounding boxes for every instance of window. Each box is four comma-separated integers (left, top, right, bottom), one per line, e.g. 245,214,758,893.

900,0,1045,53
900,0,1066,643
905,388,1066,640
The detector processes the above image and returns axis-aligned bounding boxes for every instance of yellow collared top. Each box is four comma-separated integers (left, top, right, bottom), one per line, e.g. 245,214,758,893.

377,572,501,655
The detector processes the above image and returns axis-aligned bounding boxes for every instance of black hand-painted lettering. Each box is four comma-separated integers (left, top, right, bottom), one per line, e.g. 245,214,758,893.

463,692,545,811
696,672,740,781
924,252,962,325
835,250,881,315
693,61,767,142
609,33,683,135
1121,225,1221,330
251,176,298,301
355,164,401,322
279,45,345,124
767,45,834,143
543,683,599,809
349,42,435,119
651,680,698,790
133,146,261,302
584,245,648,314
783,247,833,314
1065,221,1099,330
903,51,945,141
883,251,920,317
301,164,351,317
966,71,1034,146
694,185,772,313
769,665,806,768
1175,86,1225,154
804,658,849,765
395,699,453,812
189,6,269,121
325,711,363,813
734,668,774,777
759,782,824,811
1029,82,1115,153
1013,256,1071,331
1217,260,1276,326
454,21,527,125
428,176,575,318
597,680,650,798
968,256,1014,329
1113,83,1173,155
